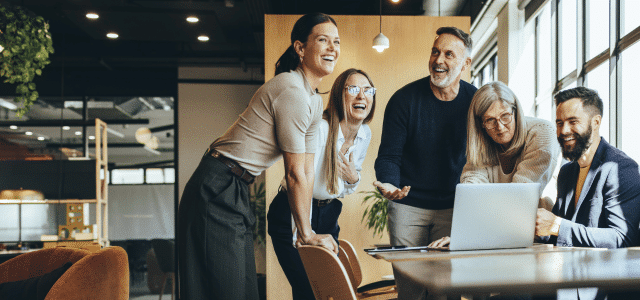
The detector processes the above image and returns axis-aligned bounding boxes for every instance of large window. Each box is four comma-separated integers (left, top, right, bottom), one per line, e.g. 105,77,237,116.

524,0,640,161
536,5,554,121
586,0,609,60
621,41,640,161
622,0,640,36
472,54,498,88
111,167,175,185
559,0,577,78
585,62,610,141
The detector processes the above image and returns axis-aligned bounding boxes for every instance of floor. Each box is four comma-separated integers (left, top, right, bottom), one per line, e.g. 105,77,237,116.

130,295,172,300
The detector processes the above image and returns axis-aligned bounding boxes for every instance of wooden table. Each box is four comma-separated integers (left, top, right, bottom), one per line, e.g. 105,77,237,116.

368,245,640,298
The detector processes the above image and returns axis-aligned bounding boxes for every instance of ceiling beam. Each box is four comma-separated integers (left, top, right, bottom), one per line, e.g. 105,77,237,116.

0,119,150,127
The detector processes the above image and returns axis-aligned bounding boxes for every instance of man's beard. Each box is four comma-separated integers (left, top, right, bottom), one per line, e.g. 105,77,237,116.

430,62,464,88
558,125,592,162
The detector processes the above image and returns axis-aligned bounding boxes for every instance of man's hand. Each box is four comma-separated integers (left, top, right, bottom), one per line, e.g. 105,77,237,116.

338,152,359,184
373,181,410,201
428,236,450,248
536,208,562,236
296,232,339,255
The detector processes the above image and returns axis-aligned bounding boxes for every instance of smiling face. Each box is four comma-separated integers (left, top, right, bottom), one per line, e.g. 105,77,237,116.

343,73,374,124
556,98,600,161
483,101,516,147
429,33,469,88
296,22,340,81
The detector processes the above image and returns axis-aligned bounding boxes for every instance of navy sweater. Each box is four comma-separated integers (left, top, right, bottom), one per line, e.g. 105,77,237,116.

374,76,477,209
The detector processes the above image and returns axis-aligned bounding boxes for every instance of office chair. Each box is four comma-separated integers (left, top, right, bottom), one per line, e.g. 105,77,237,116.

298,245,396,300
338,239,397,298
150,239,175,300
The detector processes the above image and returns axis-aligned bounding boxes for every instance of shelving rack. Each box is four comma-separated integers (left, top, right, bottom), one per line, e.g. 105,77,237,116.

0,119,109,247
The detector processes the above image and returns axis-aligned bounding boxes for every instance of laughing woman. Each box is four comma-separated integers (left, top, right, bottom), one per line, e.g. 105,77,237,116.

178,13,341,300
268,68,376,300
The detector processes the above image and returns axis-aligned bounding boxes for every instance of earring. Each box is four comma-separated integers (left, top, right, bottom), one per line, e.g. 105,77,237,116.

299,55,304,63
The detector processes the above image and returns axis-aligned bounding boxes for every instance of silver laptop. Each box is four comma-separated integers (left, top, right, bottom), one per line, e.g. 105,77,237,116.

448,183,540,251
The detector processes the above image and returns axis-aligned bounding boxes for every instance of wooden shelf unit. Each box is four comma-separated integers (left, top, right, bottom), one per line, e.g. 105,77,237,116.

0,119,110,247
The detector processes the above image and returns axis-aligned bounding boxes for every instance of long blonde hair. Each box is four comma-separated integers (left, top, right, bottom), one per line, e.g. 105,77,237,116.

322,69,376,194
466,81,526,167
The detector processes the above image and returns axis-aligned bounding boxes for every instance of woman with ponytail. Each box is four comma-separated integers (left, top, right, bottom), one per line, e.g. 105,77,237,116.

268,68,376,300
178,13,340,300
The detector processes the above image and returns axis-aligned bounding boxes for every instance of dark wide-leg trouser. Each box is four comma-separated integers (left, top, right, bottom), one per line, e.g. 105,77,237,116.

267,190,342,300
178,155,258,300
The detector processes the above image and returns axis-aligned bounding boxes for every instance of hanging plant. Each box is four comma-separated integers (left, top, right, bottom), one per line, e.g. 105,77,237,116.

0,2,54,116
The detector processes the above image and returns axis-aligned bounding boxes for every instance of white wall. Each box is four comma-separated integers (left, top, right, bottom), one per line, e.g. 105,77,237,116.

177,66,264,273
109,184,174,240
177,72,261,197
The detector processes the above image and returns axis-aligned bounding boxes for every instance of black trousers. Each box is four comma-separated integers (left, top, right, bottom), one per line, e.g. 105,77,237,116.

267,190,342,300
178,155,259,300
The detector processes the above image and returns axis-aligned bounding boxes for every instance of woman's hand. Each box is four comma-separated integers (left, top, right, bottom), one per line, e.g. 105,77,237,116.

338,151,359,184
428,236,450,248
296,232,339,255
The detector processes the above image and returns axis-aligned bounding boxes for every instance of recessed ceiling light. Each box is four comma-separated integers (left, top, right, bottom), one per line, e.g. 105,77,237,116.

198,35,209,42
106,32,119,39
9,125,18,130
391,0,400,2
89,136,96,140
75,131,82,136
37,136,46,141
62,126,71,130
25,131,33,136
186,16,199,23
86,13,99,19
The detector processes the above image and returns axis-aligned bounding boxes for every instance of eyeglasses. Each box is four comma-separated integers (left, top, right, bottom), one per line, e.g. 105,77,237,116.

483,111,514,130
345,85,376,97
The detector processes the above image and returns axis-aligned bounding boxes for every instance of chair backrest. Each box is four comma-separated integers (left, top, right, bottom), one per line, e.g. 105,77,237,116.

47,246,130,300
298,245,358,300
338,245,357,289
0,247,91,284
151,239,175,273
338,239,363,287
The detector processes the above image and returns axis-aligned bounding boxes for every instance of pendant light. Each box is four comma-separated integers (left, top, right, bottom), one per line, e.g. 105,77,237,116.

372,0,389,52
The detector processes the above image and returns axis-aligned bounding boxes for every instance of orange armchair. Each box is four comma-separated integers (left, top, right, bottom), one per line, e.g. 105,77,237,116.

0,246,129,300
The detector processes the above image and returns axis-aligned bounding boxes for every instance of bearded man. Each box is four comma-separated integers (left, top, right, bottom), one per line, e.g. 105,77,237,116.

535,86,640,300
373,26,475,299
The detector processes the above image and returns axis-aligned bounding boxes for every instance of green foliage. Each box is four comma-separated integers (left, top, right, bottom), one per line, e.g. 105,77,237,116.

0,3,54,116
360,189,389,238
249,181,266,245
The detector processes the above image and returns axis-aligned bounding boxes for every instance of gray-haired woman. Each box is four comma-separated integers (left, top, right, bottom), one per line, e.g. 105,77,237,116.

429,81,560,248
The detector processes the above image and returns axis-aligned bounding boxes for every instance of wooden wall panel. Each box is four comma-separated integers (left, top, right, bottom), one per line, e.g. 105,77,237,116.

265,14,470,299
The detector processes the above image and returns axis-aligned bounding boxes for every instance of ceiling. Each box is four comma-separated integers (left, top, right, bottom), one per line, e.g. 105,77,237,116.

4,0,482,69
0,0,482,167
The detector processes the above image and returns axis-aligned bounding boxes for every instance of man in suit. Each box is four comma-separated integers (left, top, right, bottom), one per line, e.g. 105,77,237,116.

536,86,640,299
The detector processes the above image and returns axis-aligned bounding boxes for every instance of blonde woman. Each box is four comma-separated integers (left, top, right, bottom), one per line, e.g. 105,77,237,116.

429,81,560,248
268,68,376,300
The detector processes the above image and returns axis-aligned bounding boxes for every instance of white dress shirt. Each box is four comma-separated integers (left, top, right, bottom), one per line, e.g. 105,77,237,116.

287,119,372,244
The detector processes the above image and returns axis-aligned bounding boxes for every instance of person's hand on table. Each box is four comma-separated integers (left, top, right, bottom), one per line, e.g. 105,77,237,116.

535,208,562,236
296,232,339,255
428,236,450,248
373,181,410,201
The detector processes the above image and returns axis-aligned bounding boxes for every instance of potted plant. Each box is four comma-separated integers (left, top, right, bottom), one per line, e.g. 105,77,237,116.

360,189,389,238
249,180,266,245
0,2,54,116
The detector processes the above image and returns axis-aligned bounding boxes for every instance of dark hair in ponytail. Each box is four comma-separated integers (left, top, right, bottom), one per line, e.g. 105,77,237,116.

275,13,337,76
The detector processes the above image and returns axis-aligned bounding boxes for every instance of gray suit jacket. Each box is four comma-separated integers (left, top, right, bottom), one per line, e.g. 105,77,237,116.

550,138,640,300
